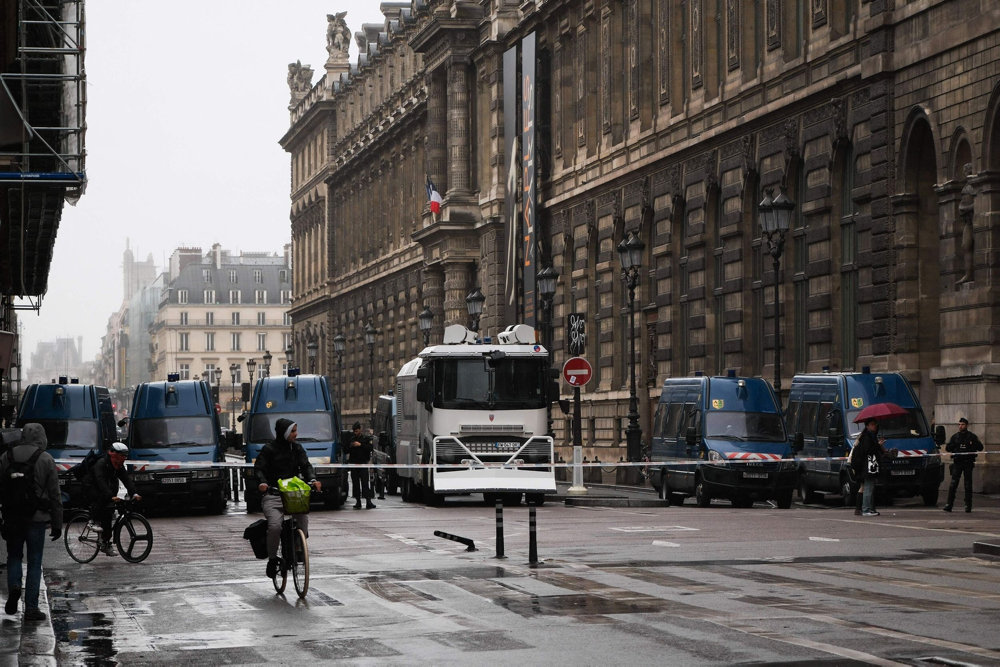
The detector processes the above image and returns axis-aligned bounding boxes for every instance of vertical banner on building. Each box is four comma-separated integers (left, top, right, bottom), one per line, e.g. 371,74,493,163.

503,45,519,319
521,32,537,328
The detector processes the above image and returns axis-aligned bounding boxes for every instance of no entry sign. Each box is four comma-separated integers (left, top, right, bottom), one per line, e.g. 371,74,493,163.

562,357,593,386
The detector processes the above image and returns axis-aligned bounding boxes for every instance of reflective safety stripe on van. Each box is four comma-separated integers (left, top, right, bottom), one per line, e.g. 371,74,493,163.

725,452,782,460
893,450,927,458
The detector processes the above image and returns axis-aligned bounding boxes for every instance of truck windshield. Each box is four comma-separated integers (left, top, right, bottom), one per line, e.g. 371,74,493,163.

31,420,98,450
705,412,786,441
247,412,334,443
434,357,547,409
845,409,928,439
131,417,216,448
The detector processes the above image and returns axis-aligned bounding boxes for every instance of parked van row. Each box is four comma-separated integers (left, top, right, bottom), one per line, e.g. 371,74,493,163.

649,368,942,509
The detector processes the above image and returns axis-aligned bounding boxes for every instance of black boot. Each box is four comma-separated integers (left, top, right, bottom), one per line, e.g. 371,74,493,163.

366,500,377,509
354,499,362,509
942,505,952,512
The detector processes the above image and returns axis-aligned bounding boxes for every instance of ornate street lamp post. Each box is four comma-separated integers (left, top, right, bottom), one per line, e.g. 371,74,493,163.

333,333,345,403
229,363,239,430
364,323,378,427
307,340,318,374
245,358,257,406
262,350,272,378
617,230,645,462
758,187,794,394
285,345,294,375
466,288,485,333
418,306,434,346
537,265,559,359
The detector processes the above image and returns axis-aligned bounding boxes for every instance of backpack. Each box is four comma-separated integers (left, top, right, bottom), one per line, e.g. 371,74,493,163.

1,448,45,523
68,449,103,481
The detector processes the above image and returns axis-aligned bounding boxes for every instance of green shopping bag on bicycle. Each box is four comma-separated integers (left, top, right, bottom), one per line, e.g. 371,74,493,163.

277,476,311,514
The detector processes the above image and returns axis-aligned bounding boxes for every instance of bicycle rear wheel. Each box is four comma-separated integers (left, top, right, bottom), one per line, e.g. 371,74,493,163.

291,528,309,598
114,512,153,563
64,513,99,563
272,559,287,593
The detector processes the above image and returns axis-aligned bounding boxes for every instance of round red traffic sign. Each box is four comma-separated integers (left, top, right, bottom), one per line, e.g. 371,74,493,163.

562,356,593,386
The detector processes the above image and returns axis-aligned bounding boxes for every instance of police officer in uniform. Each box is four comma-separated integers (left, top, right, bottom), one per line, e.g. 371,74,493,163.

943,417,984,513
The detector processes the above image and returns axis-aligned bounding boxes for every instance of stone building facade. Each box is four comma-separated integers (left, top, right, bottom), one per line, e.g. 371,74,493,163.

285,1,1000,490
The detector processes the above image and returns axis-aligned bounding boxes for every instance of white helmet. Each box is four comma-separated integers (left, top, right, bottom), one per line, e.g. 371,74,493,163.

110,442,129,455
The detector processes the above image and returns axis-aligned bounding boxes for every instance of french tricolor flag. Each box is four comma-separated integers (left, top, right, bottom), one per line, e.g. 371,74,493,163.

426,176,442,215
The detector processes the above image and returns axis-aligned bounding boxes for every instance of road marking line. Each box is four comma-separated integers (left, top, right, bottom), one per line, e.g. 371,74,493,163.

610,526,699,533
652,540,680,547
809,536,840,542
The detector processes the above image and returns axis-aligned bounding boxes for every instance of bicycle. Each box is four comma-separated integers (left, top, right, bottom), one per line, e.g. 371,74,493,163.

266,486,315,599
63,498,153,564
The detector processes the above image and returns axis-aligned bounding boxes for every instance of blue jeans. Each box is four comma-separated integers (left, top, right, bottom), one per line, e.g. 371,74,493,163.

861,475,876,514
6,520,47,611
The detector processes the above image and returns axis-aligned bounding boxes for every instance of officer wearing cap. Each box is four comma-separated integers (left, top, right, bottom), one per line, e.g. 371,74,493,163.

346,422,375,509
943,417,984,513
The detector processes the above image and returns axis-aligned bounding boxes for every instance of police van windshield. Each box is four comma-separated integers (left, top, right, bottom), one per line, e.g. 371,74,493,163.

247,412,334,443
705,412,786,442
131,417,216,448
434,358,546,410
31,420,98,450
845,409,928,439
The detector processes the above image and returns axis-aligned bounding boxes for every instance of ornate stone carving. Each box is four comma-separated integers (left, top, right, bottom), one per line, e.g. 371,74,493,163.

812,0,827,28
287,60,313,94
766,0,781,51
727,0,740,71
658,0,670,105
628,0,639,120
956,163,976,286
691,0,703,89
326,12,351,60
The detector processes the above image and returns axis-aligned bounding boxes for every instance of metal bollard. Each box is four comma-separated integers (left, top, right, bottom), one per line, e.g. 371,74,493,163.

528,503,538,566
495,498,506,559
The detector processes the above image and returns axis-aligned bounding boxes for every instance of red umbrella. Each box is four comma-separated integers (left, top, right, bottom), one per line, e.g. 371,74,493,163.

853,402,908,423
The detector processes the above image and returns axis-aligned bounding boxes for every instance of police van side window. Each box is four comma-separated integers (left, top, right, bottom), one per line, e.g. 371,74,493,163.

662,403,685,440
652,404,666,439
785,400,801,435
798,402,819,438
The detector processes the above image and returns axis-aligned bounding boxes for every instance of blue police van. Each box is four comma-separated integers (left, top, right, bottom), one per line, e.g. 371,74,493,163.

16,378,117,507
124,376,228,513
786,369,943,506
240,372,347,511
650,372,796,508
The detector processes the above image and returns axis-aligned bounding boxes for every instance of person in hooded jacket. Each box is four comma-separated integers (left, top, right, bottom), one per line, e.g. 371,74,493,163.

850,418,897,517
0,423,62,622
254,418,321,578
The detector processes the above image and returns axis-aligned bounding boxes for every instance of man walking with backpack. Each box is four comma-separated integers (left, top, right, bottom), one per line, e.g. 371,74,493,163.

0,423,63,622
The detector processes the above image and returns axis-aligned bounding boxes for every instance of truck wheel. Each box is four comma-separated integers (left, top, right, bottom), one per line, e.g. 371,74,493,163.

657,477,671,507
208,490,227,515
525,493,546,506
840,477,857,507
798,478,820,504
695,480,711,508
775,488,794,509
245,489,261,514
732,496,754,508
921,485,939,506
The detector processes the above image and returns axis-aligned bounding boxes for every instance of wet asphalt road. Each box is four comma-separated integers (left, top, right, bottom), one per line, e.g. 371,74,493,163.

32,492,1000,665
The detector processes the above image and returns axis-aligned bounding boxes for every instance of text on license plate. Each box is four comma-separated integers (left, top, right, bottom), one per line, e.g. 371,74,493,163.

891,470,916,476
742,472,769,479
161,476,187,484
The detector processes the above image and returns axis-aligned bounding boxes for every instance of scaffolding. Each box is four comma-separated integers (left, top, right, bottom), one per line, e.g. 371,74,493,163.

0,0,87,303
0,0,87,188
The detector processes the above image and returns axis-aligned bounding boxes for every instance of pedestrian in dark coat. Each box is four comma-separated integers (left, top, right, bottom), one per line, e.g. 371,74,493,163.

346,422,375,509
851,418,895,517
1,423,62,622
943,417,984,513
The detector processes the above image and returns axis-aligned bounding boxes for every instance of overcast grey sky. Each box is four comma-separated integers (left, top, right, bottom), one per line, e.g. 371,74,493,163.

18,2,386,372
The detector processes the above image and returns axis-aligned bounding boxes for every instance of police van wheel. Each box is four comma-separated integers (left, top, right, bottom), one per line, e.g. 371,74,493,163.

840,478,857,507
798,478,820,504
695,480,711,508
775,488,794,509
921,486,939,507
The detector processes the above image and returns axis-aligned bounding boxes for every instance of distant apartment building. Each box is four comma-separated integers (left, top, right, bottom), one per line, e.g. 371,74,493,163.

148,244,293,423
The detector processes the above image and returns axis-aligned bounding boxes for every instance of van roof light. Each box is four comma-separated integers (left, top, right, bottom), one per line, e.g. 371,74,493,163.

694,370,704,376
58,376,68,384
727,369,736,377
70,377,79,384
862,366,871,374
167,373,180,382
822,365,829,372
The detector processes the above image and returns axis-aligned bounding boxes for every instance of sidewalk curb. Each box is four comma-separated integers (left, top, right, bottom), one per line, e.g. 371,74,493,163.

1,572,56,665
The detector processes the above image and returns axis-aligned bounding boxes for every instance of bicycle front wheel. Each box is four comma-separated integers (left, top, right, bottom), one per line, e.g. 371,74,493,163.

291,528,309,598
114,512,153,563
64,513,100,563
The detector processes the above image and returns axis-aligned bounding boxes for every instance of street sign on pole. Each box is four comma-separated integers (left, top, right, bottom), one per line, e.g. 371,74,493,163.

562,356,593,387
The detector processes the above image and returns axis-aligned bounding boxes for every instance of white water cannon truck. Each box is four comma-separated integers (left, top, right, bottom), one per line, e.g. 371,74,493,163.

394,323,559,506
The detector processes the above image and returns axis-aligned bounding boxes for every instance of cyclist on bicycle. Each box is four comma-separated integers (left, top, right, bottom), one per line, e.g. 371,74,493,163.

253,418,321,578
85,442,141,556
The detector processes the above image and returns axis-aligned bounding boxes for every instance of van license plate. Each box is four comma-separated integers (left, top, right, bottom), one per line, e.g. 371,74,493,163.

161,477,187,484
742,472,769,479
890,470,915,476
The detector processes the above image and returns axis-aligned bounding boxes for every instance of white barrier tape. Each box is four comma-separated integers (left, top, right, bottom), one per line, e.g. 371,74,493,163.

50,451,996,471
